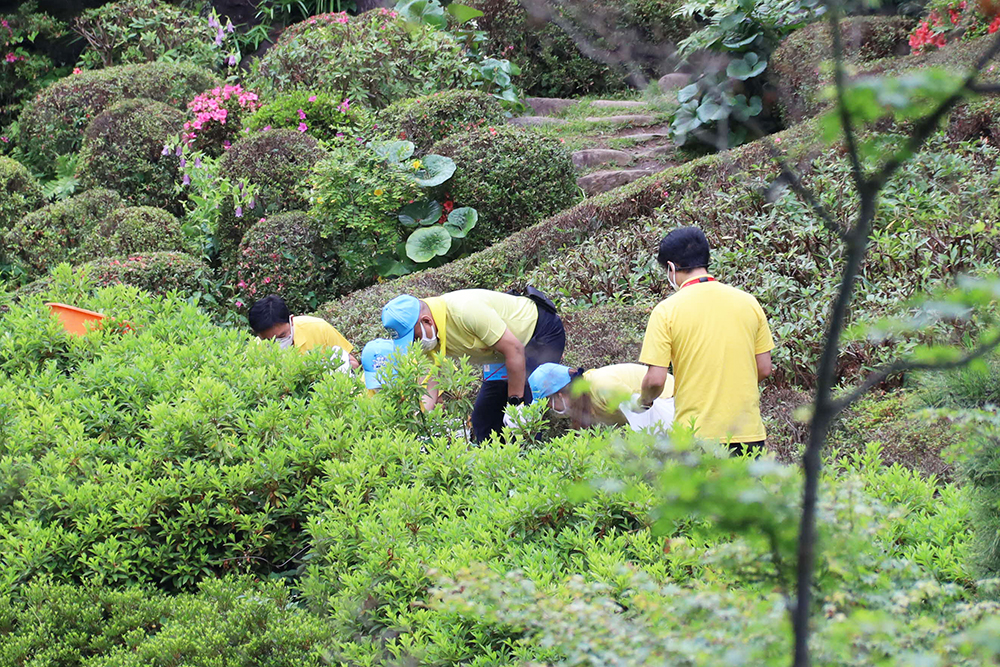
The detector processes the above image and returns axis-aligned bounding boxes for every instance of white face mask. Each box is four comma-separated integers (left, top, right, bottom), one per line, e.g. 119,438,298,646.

418,321,438,351
550,394,568,416
276,320,294,349
666,261,680,291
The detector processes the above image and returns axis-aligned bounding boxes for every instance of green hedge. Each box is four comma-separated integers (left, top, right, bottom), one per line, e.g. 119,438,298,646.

0,155,44,235
15,61,219,177
374,89,507,152
81,206,186,258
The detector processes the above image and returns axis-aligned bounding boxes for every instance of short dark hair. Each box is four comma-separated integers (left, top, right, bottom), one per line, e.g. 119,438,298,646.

248,294,290,333
657,227,710,270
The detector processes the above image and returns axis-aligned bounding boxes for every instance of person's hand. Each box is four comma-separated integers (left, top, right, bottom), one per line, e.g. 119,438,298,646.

503,404,528,429
622,393,651,414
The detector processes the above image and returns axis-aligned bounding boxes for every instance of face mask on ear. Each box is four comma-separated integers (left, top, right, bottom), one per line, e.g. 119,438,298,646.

418,321,438,351
276,320,294,349
550,394,568,416
666,261,679,291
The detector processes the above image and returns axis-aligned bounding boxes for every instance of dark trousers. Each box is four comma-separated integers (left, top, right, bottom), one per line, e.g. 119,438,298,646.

471,306,566,443
729,440,766,456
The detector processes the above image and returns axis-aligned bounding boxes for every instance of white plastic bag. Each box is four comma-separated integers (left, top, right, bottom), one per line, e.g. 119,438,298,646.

620,396,675,433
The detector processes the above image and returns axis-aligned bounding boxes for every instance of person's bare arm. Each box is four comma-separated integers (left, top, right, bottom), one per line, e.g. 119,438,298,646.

492,328,526,399
641,365,669,407
422,377,441,412
756,351,772,382
349,354,360,370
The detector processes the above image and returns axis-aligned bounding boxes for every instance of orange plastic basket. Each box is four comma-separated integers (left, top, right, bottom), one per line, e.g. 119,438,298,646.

47,302,107,336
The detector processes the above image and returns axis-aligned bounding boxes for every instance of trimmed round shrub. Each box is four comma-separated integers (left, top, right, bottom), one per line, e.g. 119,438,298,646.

234,212,334,313
76,98,186,211
0,156,44,234
182,84,261,158
19,252,217,302
249,9,471,109
374,89,507,152
0,4,67,128
430,125,577,247
81,206,185,259
16,61,219,176
4,188,123,279
216,129,328,267
74,0,218,70
246,90,366,144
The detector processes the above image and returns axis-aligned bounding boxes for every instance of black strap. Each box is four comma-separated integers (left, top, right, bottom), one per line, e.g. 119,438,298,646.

507,285,557,314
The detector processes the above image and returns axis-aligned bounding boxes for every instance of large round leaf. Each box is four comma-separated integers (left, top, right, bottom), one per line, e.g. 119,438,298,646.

412,154,456,187
727,52,767,81
399,200,443,227
396,0,447,29
372,140,415,164
443,206,478,238
405,225,452,262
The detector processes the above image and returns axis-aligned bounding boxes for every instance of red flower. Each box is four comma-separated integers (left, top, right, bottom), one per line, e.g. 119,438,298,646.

990,15,1000,33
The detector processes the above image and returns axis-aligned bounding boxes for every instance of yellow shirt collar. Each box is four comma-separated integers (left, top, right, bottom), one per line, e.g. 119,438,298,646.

421,296,447,357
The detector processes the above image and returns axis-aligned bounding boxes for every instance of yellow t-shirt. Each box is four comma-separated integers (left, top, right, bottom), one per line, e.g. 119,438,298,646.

292,315,354,354
424,290,538,365
582,363,674,422
639,277,774,443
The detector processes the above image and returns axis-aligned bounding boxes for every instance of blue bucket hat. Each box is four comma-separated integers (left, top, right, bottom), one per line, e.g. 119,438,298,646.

361,338,396,390
529,363,573,401
382,294,421,351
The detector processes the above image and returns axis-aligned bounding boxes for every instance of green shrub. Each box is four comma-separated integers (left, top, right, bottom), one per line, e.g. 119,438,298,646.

215,129,327,268
76,98,186,211
246,90,365,144
248,9,472,109
0,2,68,128
81,206,186,259
373,89,507,152
234,212,335,313
15,61,219,176
73,0,218,71
430,125,577,247
0,155,44,235
3,188,123,279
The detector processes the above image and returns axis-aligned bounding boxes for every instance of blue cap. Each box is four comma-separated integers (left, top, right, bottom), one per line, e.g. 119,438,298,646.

361,338,396,390
529,363,573,401
382,294,421,351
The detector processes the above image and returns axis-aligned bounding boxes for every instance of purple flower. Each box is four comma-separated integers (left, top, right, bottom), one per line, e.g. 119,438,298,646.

175,145,183,156
297,122,307,132
235,206,243,217
208,15,220,29
215,29,224,46
182,174,191,186
161,145,171,156
194,157,202,168
226,21,235,33
179,157,187,168
248,198,256,209
226,55,237,66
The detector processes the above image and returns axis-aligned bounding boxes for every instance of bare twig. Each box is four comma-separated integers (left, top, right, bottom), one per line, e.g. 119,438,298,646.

826,8,865,190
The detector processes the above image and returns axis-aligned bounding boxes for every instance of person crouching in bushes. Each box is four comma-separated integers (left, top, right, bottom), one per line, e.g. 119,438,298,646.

529,363,675,431
248,294,360,370
361,338,396,395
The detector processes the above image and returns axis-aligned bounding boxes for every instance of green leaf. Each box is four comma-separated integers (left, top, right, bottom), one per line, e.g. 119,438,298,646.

443,207,478,238
375,255,413,277
446,3,484,23
371,140,415,164
398,200,443,227
396,0,447,28
677,83,700,104
406,226,452,262
718,11,746,31
722,32,759,49
411,154,456,187
697,100,727,123
727,52,767,81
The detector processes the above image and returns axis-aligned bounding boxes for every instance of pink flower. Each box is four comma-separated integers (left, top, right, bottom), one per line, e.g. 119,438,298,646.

262,125,271,131
308,95,317,102
338,98,351,113
264,277,271,284
73,67,82,74
297,108,307,120
298,122,308,132
5,52,19,63
775,137,782,144
0,136,7,143
237,281,246,288
235,300,244,308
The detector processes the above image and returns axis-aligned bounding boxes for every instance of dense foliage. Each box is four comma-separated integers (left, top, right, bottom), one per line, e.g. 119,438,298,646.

249,9,472,109
81,206,186,258
430,125,577,248
0,155,44,235
374,89,507,151
76,98,186,211
15,61,218,177
3,188,122,280
246,90,364,144
0,2,68,127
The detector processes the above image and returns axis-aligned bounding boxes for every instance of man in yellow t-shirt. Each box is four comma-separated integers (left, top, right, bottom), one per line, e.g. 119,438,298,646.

382,288,565,443
638,227,774,454
248,294,359,369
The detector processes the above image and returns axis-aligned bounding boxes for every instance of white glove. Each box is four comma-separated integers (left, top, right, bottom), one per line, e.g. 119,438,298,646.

621,393,652,414
622,397,675,433
503,403,528,429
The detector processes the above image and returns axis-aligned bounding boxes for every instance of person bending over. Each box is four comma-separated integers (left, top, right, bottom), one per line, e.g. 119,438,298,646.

248,294,359,370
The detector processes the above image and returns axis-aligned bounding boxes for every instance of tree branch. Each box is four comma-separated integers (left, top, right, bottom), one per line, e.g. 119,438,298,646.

830,330,1000,416
827,7,865,191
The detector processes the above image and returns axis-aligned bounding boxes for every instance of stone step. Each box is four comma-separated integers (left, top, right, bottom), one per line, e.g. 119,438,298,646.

524,97,576,116
635,144,674,159
577,169,658,196
508,116,568,127
591,100,647,109
584,114,656,125
616,132,670,143
659,73,690,93
571,148,632,168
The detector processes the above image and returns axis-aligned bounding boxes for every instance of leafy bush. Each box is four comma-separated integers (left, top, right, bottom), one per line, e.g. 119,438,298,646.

81,206,186,259
15,61,219,176
181,84,261,157
215,129,327,267
0,2,68,127
430,124,577,247
0,155,43,235
3,188,122,279
249,8,472,109
769,16,916,125
73,0,219,70
374,89,507,152
908,0,994,54
246,90,363,144
234,212,335,313
76,98,186,211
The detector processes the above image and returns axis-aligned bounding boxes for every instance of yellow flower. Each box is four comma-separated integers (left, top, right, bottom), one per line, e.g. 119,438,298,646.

373,188,384,196
411,160,422,170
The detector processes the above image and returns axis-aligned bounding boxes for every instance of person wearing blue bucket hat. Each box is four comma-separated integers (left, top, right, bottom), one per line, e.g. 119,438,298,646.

529,362,675,430
361,338,396,393
382,288,565,442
